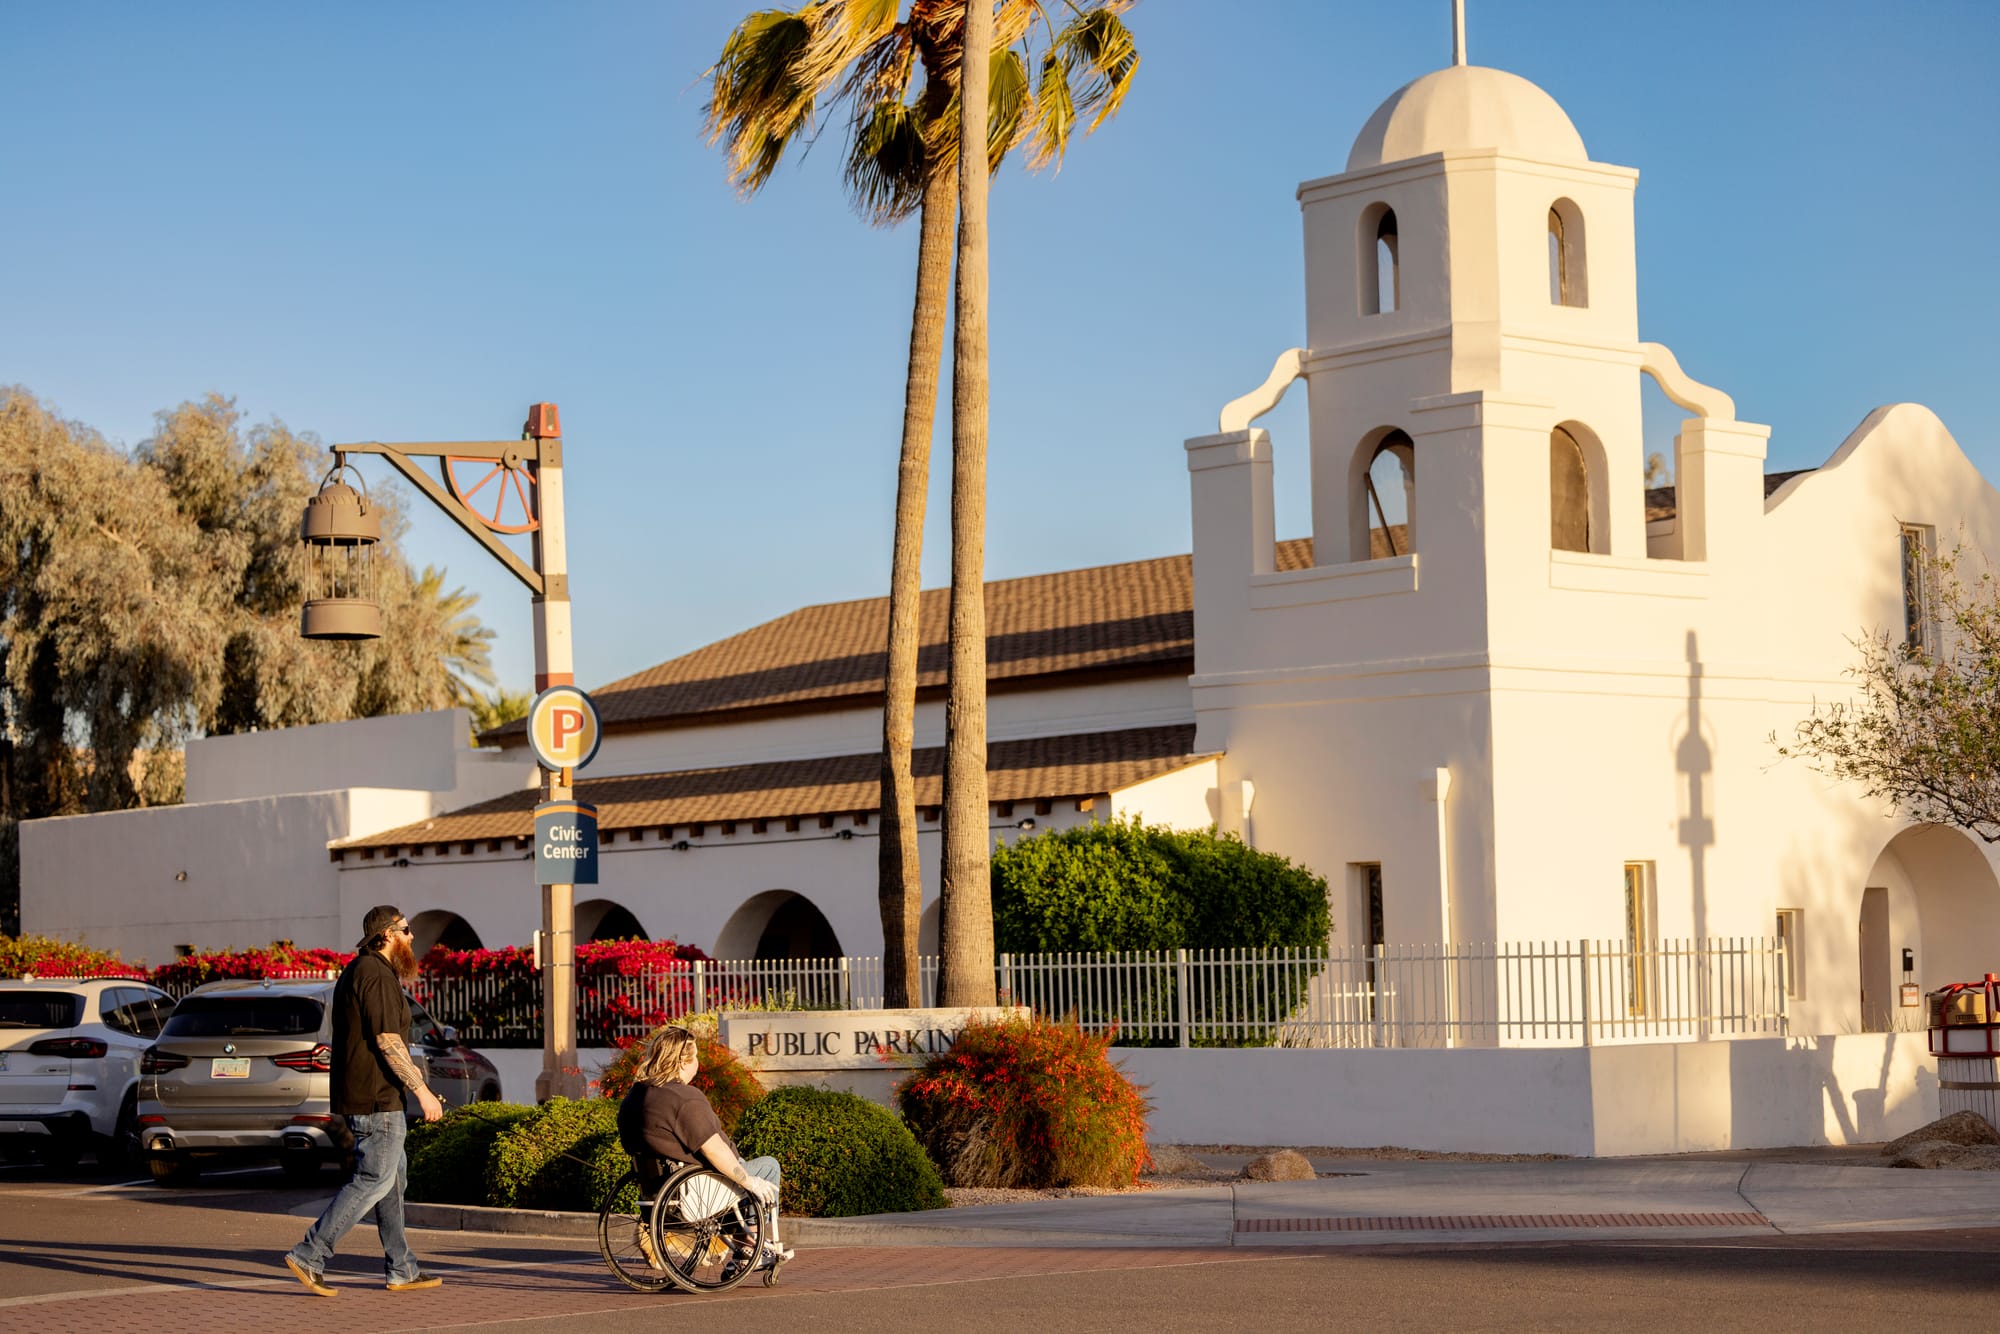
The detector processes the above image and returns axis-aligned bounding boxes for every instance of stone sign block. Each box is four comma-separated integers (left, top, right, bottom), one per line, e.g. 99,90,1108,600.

718,1007,1026,1104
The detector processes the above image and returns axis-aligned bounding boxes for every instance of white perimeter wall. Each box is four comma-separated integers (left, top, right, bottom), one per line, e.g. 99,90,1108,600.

22,788,429,964
1121,1032,1937,1156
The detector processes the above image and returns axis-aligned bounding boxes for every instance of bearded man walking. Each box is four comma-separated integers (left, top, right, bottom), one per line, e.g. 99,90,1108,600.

283,905,445,1297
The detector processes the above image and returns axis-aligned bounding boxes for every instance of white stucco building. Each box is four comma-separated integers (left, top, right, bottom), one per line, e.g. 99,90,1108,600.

23,52,1999,1150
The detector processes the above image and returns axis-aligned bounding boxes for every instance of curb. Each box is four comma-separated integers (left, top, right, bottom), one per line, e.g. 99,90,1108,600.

400,1201,1209,1250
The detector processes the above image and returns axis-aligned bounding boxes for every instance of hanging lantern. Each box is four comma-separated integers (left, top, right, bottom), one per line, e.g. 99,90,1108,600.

299,459,384,640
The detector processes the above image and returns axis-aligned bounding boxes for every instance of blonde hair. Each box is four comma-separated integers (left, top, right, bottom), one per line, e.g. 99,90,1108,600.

631,1025,699,1087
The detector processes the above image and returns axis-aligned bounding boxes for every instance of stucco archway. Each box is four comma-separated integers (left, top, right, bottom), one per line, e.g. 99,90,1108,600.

575,898,647,944
1858,824,2000,1031
714,890,844,961
408,909,481,958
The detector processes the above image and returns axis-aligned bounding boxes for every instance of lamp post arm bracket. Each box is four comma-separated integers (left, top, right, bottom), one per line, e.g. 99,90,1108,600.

333,440,538,463
358,446,544,596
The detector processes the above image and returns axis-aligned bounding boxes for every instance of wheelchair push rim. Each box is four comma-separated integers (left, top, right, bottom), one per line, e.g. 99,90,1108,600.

648,1163,772,1294
596,1169,675,1293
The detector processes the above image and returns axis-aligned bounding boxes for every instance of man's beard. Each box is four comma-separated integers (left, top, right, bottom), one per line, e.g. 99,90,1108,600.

384,934,420,985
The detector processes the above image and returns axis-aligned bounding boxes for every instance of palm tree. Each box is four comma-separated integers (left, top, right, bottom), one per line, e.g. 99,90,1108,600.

704,0,1139,1006
936,0,994,1008
410,565,497,709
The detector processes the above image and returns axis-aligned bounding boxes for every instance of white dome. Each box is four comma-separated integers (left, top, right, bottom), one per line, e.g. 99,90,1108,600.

1347,65,1586,172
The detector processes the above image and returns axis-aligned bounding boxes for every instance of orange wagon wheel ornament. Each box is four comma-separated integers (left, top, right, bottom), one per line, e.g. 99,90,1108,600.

443,449,540,534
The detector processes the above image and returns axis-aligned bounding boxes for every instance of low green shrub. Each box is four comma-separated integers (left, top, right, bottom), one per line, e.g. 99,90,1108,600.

406,1101,536,1205
593,1027,765,1133
897,1013,1150,1189
734,1086,945,1218
484,1097,627,1211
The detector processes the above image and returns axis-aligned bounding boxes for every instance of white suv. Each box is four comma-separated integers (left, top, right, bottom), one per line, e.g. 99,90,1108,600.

0,977,175,1169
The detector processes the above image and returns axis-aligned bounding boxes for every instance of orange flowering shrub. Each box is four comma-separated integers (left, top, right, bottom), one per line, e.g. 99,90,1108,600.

896,1013,1151,1189
592,1031,764,1135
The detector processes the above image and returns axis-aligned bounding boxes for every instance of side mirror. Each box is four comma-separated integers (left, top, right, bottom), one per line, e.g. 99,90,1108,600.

439,1025,459,1046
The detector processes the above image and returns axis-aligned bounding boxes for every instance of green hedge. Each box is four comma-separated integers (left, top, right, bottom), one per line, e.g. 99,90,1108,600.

483,1097,628,1212
407,1102,537,1205
993,818,1330,952
992,819,1332,1045
734,1086,945,1218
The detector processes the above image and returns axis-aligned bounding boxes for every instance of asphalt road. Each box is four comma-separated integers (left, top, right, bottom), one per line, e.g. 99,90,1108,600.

3,1157,1998,1332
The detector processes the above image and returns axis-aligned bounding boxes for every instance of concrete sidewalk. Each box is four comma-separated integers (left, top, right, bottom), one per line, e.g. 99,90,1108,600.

400,1151,2000,1251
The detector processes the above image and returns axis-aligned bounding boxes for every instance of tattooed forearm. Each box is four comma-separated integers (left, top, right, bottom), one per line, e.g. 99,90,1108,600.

376,1033,429,1094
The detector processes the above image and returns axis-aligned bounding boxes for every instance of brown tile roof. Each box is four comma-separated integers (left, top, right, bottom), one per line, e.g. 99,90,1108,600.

338,724,1206,853
1645,470,1815,524
490,540,1315,740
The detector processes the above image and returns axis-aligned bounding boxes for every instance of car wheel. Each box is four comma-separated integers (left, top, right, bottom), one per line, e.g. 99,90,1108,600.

98,1092,139,1173
478,1084,500,1102
148,1154,200,1187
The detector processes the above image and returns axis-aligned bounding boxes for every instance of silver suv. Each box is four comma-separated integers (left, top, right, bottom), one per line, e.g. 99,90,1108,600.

0,978,175,1168
137,977,500,1185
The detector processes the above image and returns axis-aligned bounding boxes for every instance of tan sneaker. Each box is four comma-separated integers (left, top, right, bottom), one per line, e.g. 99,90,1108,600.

634,1223,663,1270
283,1254,336,1298
386,1272,443,1292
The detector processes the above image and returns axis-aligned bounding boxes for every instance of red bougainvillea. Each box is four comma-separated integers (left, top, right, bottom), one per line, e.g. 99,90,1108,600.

144,944,352,991
0,935,148,980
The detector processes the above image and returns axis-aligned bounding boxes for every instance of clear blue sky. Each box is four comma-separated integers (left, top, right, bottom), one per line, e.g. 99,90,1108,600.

5,2,1995,696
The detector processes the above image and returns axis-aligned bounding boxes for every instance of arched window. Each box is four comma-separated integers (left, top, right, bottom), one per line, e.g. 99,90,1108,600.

1361,204,1400,315
1549,425,1591,552
1365,430,1416,556
1547,199,1587,307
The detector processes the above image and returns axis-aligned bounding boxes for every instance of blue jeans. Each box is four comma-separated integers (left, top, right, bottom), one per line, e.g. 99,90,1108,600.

288,1111,421,1284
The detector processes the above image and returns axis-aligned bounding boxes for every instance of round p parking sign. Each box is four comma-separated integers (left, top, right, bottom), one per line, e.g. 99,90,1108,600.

526,685,601,773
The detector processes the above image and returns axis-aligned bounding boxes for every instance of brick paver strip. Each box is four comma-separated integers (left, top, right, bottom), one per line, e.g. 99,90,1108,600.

1237,1211,1771,1233
13,1245,1280,1334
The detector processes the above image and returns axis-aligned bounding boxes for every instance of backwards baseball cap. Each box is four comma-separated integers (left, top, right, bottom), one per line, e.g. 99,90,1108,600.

357,904,405,949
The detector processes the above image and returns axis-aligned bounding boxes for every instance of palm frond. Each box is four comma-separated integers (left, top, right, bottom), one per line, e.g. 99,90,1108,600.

702,8,825,193
1024,49,1075,169
987,48,1031,168
1053,7,1139,134
846,98,931,224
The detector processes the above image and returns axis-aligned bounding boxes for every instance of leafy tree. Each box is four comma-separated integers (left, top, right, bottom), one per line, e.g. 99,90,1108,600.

1775,542,2000,841
0,387,495,930
704,0,1138,1005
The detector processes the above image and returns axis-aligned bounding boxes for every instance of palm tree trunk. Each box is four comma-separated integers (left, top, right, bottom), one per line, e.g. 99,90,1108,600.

939,0,996,1009
879,164,958,1009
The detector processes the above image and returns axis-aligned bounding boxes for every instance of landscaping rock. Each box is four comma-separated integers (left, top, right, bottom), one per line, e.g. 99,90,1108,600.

1241,1150,1315,1181
1143,1143,1212,1177
1880,1110,2000,1159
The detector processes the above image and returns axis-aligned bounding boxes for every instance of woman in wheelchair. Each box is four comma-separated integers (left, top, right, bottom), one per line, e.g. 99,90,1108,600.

615,1026,793,1272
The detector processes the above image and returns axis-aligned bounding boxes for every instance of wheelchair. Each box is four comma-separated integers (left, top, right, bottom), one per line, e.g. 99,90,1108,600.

597,1161,788,1294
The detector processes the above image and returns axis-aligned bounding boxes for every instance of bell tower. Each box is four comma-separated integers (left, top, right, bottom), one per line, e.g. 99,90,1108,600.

1297,58,1645,577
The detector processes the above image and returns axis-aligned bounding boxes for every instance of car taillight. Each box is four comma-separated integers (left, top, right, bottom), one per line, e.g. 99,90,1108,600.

271,1045,332,1072
140,1047,191,1074
29,1037,108,1059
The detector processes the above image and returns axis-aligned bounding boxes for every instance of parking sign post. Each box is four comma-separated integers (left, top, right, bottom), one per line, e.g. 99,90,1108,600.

306,403,591,1102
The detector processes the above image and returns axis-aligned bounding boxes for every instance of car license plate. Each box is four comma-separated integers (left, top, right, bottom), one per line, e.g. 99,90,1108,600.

210,1058,251,1079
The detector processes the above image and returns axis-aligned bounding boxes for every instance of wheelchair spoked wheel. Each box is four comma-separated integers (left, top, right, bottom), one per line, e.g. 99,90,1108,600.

596,1170,675,1293
649,1164,772,1294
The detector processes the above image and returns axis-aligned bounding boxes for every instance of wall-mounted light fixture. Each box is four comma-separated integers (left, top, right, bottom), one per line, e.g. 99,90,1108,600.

174,871,188,882
672,840,692,852
1016,818,1037,831
834,829,855,841
393,857,411,868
